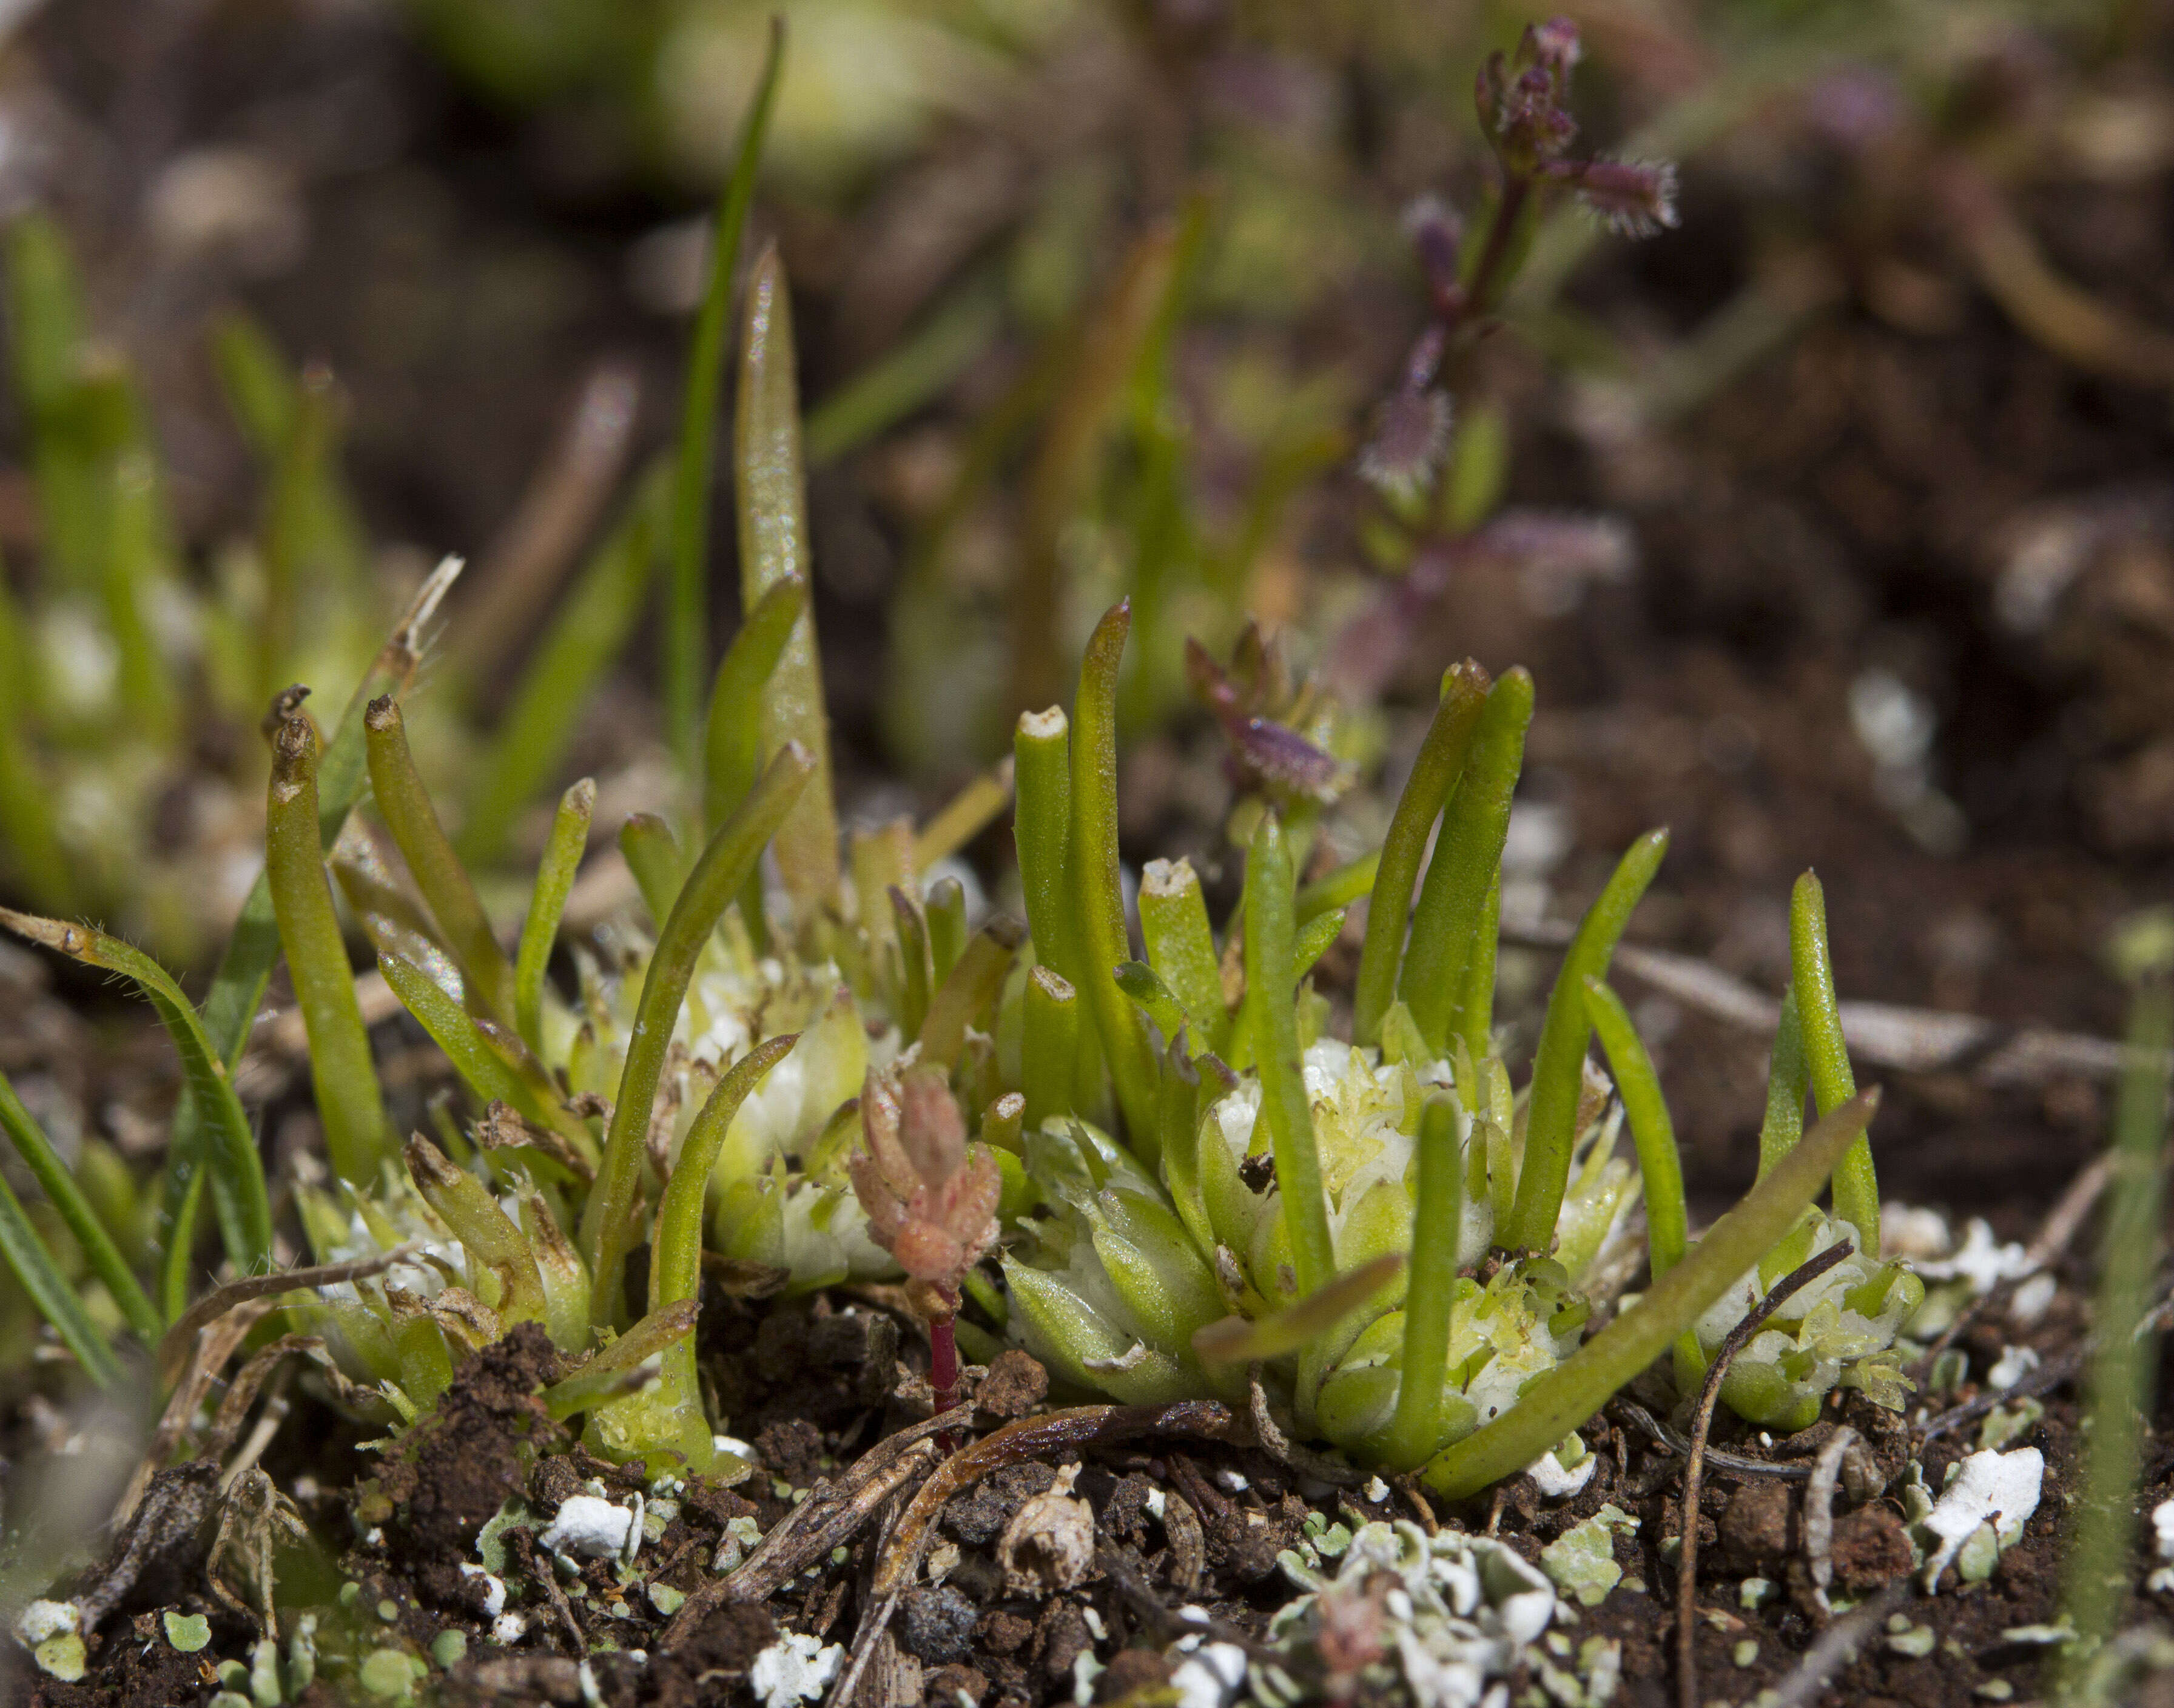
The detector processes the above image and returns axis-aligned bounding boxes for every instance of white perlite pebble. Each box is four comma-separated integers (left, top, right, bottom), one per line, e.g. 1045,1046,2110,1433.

491,1612,528,1644
1364,1476,1392,1504
459,1563,507,1617
1171,1641,1250,1708
14,1601,77,1643
1526,1449,1597,1499
750,1632,844,1708
1987,1346,2041,1392
541,1494,638,1559
1921,1448,2043,1588
2154,1499,2174,1562
2010,1273,2059,1325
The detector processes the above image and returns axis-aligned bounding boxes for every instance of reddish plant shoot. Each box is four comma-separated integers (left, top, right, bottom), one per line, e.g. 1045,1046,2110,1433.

850,1063,1001,1419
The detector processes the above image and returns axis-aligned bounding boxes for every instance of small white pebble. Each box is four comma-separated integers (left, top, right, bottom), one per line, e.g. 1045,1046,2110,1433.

750,1632,844,1708
714,1434,757,1461
2153,1499,2174,1563
541,1494,637,1559
1144,1488,1166,1520
1170,1641,1249,1708
491,1612,528,1644
14,1601,76,1644
1526,1450,1597,1500
1988,1346,2041,1392
1082,1607,1106,1641
2010,1273,2059,1325
1921,1448,2044,1588
1364,1476,1391,1504
459,1564,506,1618
1214,1469,1249,1494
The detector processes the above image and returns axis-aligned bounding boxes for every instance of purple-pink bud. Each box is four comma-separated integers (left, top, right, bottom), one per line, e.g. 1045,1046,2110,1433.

1567,158,1680,238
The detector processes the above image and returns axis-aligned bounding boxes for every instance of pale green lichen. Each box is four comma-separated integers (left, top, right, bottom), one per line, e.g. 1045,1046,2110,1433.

1540,1504,1638,1607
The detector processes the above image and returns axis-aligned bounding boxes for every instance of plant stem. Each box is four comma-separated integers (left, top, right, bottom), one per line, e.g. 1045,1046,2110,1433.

0,1068,158,1343
268,713,390,1186
704,572,807,944
515,778,594,1053
1354,661,1489,1046
1500,827,1668,1254
1789,872,1879,1254
2051,975,2172,1700
0,1165,119,1389
1070,602,1160,1146
581,744,812,1325
365,695,518,1027
1245,810,1334,1299
668,18,785,766
1381,1092,1463,1469
1754,986,1808,1180
1402,669,1533,1054
1452,870,1502,1064
920,918,1024,1070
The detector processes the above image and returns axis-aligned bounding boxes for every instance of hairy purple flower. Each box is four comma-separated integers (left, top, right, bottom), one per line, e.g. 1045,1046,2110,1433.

1358,389,1453,506
1565,158,1680,238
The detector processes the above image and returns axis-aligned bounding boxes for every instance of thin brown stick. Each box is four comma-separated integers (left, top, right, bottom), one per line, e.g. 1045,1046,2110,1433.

1765,1581,1910,1708
826,1400,1233,1708
1677,1240,1854,1708
1612,1397,1810,1481
658,1406,966,1649
155,1244,422,1388
459,362,642,682
1248,1365,1365,1488
1499,920,2136,1084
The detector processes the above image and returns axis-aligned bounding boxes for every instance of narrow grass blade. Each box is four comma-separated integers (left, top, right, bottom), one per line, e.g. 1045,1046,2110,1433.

0,1168,121,1389
1423,1089,1880,1500
579,744,813,1323
1115,961,1190,1044
102,455,178,745
366,695,517,1026
379,952,577,1142
540,1300,699,1421
1582,978,1687,1281
1379,1093,1462,1469
268,712,388,1187
210,309,296,457
515,778,594,1052
804,283,1002,465
736,245,840,923
0,1069,158,1343
2051,975,2172,1700
1402,669,1533,1054
1193,1252,1404,1364
1140,859,1227,1054
920,917,1025,1070
1790,872,1878,1253
0,909,273,1272
891,887,932,1040
1500,827,1668,1253
460,472,661,864
668,17,785,765
651,1035,798,1405
1355,662,1489,1046
704,574,807,835
915,765,1015,875
1297,850,1379,926
1070,603,1160,1148
1245,811,1335,1298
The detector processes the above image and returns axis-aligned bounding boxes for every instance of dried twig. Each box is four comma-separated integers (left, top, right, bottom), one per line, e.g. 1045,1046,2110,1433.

1612,1397,1809,1482
155,1244,422,1388
1501,921,2136,1084
658,1407,965,1649
1765,1581,1910,1708
1802,1425,1857,1602
825,1400,1234,1708
1248,1365,1365,1488
1677,1240,1854,1708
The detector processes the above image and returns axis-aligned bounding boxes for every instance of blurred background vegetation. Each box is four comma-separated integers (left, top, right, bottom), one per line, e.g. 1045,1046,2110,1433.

2,0,2173,1222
